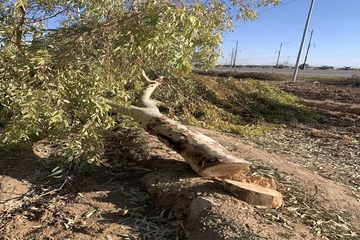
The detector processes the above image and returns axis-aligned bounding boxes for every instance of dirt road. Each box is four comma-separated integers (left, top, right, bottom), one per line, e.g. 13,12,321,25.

215,66,360,77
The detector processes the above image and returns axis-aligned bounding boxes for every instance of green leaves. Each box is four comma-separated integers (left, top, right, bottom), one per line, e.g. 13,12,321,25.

230,0,281,21
0,0,280,166
48,166,63,178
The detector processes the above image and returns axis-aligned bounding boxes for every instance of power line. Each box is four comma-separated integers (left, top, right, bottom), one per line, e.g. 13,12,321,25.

230,0,298,17
259,0,298,13
309,55,360,59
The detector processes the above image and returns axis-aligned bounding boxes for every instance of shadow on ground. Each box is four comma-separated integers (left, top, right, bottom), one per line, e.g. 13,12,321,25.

0,128,243,239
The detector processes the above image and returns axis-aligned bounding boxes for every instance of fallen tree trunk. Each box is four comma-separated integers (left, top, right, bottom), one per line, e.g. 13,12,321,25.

106,71,251,177
297,98,360,116
107,71,284,208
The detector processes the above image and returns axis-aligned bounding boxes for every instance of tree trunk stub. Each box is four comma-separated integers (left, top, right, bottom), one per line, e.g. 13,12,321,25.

106,71,283,207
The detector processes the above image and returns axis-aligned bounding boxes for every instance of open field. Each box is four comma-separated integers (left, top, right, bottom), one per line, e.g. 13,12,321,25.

1,72,360,239
215,66,360,77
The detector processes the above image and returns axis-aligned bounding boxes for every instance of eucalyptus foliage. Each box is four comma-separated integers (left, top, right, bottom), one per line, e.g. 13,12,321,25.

0,0,279,163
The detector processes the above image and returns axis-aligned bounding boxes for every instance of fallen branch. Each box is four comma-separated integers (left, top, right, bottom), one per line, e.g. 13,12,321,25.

107,71,284,208
106,71,251,177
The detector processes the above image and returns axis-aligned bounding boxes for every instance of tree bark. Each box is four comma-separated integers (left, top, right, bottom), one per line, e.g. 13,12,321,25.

15,4,26,50
106,71,251,177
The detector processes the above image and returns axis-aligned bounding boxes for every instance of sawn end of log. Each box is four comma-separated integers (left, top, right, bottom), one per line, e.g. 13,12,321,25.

224,179,283,208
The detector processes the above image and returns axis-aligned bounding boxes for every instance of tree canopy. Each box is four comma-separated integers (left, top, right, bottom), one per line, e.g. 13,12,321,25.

0,0,280,164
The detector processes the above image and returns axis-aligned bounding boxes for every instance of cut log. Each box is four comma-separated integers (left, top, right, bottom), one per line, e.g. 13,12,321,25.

106,71,251,177
240,175,277,190
223,179,283,208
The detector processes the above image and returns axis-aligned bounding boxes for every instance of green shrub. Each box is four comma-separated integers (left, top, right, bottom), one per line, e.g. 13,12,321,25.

317,65,334,70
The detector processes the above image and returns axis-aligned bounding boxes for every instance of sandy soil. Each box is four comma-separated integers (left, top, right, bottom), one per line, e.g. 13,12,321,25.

1,81,359,239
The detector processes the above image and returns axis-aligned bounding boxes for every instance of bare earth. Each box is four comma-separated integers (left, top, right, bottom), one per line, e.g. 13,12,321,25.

1,82,360,240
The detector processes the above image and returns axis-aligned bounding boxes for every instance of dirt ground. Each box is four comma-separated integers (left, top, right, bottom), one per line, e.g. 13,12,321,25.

1,81,360,240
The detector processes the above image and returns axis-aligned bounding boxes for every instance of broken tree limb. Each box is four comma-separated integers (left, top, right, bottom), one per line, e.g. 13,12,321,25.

106,71,251,177
108,71,285,208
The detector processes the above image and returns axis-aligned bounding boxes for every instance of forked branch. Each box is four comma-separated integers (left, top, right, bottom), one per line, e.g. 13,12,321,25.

135,71,164,109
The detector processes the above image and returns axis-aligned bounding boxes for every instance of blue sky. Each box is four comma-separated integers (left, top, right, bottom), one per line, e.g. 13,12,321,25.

220,0,360,68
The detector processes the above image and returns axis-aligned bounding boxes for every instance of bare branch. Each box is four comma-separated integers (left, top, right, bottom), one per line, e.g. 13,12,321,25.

28,6,71,24
105,100,132,116
15,4,26,50
140,70,154,83
135,71,164,109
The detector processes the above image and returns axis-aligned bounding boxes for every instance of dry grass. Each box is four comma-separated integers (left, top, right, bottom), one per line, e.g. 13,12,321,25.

153,73,318,136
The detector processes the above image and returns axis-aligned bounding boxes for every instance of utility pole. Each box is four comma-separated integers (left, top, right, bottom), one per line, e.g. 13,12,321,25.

275,42,290,68
230,48,234,67
292,0,316,82
232,41,238,68
302,29,314,69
